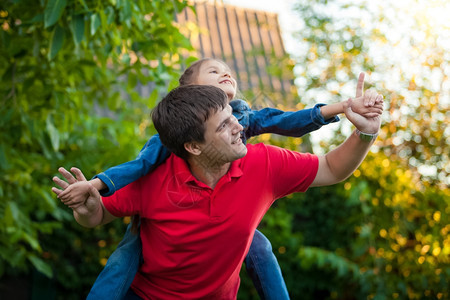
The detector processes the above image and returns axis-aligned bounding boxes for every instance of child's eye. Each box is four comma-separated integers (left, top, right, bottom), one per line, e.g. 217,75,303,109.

210,70,218,74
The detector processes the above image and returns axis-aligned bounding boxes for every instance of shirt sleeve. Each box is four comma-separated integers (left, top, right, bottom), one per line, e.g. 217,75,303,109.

93,134,171,196
263,144,319,199
244,104,339,140
102,179,143,217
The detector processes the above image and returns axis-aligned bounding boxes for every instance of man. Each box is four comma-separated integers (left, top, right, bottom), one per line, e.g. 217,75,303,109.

53,83,382,299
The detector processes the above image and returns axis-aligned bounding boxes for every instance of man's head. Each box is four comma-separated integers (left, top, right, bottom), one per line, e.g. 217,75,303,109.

152,85,245,159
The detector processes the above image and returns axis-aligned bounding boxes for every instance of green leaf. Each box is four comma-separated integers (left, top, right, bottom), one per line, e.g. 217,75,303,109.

30,13,44,23
46,115,60,151
148,89,159,108
132,3,143,31
121,53,130,65
40,189,57,212
71,14,85,45
97,9,107,30
28,255,53,278
90,13,101,36
44,0,67,28
107,92,122,110
48,25,64,60
7,202,20,223
78,0,89,10
119,0,132,23
22,233,41,252
4,203,15,227
0,145,10,170
127,71,137,89
105,6,115,25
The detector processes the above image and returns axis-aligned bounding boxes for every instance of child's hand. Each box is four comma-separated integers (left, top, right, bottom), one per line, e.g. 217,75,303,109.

52,167,90,208
352,73,383,118
351,92,384,118
52,170,102,220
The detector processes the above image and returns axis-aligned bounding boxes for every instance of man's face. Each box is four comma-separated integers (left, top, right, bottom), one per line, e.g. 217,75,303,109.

194,60,237,102
198,105,247,165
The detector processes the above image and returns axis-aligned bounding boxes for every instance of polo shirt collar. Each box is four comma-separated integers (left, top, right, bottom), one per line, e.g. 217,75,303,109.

171,154,243,187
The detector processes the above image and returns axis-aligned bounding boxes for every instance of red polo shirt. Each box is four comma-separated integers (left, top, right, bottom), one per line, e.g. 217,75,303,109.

102,143,318,299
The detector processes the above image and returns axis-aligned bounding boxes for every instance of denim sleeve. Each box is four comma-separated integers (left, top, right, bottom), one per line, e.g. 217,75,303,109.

244,103,339,140
93,134,171,196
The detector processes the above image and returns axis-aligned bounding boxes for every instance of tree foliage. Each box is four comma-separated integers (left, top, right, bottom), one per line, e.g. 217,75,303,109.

238,0,449,299
0,0,192,296
1,0,449,298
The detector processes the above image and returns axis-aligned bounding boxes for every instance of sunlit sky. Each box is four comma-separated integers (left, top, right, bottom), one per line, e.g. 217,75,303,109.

223,0,450,56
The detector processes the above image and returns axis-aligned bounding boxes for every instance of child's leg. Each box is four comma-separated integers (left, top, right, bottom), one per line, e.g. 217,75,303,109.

87,223,142,300
123,288,143,300
244,229,290,300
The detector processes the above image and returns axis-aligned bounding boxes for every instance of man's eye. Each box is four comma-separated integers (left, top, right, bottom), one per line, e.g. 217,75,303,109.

219,122,228,130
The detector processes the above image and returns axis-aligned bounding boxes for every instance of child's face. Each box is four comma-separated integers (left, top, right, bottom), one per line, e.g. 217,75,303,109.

194,60,237,101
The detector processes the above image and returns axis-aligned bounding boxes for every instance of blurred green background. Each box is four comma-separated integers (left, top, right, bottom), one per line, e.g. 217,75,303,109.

0,0,448,299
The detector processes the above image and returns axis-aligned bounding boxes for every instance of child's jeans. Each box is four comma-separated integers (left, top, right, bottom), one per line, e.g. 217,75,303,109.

87,225,289,300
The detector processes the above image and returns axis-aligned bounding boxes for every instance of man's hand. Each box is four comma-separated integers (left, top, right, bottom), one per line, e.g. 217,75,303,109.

52,167,105,227
53,167,91,208
344,73,383,134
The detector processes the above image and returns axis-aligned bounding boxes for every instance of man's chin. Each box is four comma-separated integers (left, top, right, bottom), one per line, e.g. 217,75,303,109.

235,145,248,159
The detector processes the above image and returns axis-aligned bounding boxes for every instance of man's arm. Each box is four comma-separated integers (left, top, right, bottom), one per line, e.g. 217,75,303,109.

52,167,117,227
311,91,382,187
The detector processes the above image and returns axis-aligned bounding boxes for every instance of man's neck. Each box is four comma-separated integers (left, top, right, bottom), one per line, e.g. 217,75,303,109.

186,157,231,189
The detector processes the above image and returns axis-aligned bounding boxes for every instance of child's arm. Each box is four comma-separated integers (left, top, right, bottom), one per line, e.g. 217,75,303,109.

232,73,382,141
241,97,382,140
57,134,171,206
231,101,339,142
93,134,170,196
320,96,383,120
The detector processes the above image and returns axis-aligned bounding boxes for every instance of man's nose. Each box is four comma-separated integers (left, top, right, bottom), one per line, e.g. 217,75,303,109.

231,116,243,133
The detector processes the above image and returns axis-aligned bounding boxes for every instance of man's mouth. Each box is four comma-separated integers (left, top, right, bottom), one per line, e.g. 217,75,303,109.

231,134,242,145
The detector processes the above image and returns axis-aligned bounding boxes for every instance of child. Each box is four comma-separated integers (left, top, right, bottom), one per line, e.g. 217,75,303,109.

57,58,383,299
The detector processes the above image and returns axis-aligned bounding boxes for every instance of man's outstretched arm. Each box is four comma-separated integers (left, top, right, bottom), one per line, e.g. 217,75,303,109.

311,88,383,187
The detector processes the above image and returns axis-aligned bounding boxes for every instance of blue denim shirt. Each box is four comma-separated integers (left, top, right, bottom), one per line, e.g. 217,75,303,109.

94,100,338,196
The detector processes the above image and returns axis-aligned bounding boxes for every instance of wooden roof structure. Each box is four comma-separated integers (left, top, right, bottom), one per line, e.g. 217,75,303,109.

175,1,299,108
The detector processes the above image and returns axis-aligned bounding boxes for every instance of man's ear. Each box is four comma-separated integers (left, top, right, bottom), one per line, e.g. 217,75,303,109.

184,142,202,156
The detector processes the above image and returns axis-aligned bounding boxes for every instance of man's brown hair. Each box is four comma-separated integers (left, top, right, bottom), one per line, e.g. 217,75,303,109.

152,85,228,160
